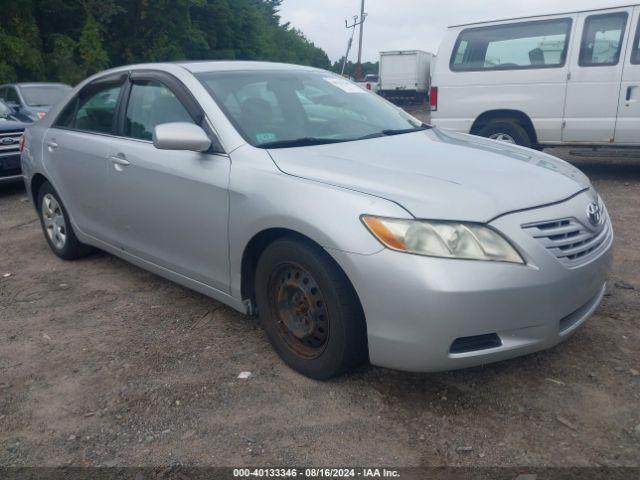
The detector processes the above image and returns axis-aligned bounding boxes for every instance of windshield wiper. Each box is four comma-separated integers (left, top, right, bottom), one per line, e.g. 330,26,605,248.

258,137,350,149
380,124,432,136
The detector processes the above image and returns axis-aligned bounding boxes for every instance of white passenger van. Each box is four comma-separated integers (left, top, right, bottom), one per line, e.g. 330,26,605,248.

430,4,640,148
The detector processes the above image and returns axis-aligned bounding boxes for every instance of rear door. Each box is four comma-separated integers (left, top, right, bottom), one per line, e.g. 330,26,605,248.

106,71,231,292
43,74,126,242
562,7,633,143
614,7,640,144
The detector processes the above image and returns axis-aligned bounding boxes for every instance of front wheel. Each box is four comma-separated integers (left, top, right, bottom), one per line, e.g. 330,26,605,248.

477,119,532,148
254,237,368,379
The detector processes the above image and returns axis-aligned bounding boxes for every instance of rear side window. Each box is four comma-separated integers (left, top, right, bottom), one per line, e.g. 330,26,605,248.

55,82,123,134
579,12,628,67
632,16,640,65
124,80,194,140
450,18,572,71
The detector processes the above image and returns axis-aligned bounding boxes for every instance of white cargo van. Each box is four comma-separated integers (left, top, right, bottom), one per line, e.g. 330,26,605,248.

430,4,640,148
379,50,435,103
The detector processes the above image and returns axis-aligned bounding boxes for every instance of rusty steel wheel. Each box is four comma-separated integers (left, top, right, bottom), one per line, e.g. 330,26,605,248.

267,262,329,359
255,237,368,379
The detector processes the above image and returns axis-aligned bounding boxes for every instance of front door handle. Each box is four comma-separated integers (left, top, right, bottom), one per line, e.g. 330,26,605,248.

46,140,58,150
109,154,130,171
627,86,637,102
109,155,130,167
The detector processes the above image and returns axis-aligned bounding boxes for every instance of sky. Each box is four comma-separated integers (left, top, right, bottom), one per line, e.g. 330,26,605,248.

279,0,631,63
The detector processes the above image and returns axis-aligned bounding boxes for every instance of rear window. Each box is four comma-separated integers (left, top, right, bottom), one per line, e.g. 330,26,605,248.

450,18,572,71
18,85,71,107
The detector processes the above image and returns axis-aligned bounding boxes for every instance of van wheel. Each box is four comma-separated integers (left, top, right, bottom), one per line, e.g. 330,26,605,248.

477,119,532,148
254,237,368,379
37,182,93,260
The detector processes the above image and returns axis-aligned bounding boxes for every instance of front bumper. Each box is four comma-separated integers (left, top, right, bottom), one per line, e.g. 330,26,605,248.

0,153,23,184
330,191,613,372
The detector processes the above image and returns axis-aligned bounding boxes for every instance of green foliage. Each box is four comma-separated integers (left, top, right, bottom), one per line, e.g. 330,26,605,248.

330,58,379,79
0,0,331,85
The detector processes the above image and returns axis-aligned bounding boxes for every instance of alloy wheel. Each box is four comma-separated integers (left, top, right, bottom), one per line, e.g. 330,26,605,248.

41,193,67,250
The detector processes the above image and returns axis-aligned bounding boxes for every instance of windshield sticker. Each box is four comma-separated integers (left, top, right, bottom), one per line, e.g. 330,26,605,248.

256,132,278,143
323,77,366,94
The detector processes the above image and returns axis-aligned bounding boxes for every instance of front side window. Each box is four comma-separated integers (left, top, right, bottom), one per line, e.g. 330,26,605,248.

632,15,640,65
451,19,572,71
55,82,122,134
124,80,194,140
196,70,422,148
579,13,628,67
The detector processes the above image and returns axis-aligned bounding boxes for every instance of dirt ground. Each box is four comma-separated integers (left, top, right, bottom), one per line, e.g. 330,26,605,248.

1,142,639,467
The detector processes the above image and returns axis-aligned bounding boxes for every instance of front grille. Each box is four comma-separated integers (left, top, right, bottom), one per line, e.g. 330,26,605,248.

523,209,611,267
0,130,23,159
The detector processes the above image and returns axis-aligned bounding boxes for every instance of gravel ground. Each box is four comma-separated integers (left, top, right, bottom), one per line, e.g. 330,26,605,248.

0,133,639,467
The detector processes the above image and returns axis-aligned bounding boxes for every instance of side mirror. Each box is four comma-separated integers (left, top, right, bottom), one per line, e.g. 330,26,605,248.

152,122,212,152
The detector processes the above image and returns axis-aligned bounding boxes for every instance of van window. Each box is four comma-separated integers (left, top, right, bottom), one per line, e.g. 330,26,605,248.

632,16,640,65
579,12,628,67
450,19,572,71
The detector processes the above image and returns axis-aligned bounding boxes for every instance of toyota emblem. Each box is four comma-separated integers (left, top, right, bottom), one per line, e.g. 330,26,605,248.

586,202,602,227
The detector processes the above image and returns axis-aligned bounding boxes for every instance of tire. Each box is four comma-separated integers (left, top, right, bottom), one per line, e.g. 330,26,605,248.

254,237,368,379
37,182,93,260
477,119,532,148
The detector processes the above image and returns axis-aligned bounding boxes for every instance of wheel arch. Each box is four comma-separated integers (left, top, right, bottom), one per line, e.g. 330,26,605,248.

240,228,364,317
470,109,539,146
30,173,49,206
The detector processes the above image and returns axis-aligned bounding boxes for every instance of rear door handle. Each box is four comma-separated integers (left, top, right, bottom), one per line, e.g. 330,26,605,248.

46,140,58,150
627,86,637,102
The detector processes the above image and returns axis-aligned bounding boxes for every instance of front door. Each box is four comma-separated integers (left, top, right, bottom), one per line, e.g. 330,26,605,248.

614,7,640,144
107,77,231,293
562,7,633,143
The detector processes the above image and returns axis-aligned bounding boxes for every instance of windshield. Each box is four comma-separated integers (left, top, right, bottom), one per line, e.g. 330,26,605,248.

196,70,423,148
0,101,11,117
19,85,71,107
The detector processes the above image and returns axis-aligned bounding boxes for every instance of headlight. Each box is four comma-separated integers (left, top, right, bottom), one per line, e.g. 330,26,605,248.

361,215,524,264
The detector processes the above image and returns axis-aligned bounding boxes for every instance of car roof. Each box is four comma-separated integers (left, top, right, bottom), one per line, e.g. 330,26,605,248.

449,2,638,28
12,82,72,88
175,60,320,74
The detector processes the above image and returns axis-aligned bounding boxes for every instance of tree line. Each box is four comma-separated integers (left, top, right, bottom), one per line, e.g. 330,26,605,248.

0,0,334,85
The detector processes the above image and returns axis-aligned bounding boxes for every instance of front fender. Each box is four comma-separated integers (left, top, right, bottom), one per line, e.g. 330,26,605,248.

227,145,413,300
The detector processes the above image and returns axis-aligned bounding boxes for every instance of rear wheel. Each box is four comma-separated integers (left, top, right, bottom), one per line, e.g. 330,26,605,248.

477,119,532,148
255,237,367,379
37,182,93,260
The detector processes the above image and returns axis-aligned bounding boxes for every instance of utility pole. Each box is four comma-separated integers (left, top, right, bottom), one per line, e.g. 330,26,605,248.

355,0,367,81
341,15,362,77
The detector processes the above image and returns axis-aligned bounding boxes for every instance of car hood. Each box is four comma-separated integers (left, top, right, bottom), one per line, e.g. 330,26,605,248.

267,128,590,222
0,117,30,130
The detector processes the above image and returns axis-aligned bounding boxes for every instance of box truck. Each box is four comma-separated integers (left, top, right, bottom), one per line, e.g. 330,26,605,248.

378,50,435,104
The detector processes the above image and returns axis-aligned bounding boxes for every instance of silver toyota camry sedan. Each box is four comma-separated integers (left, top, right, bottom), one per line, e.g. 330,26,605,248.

20,61,613,379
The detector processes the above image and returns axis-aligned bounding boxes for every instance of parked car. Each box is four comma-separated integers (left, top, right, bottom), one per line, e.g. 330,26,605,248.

379,50,435,104
356,74,379,92
430,4,640,148
21,62,612,379
0,100,31,184
0,82,72,122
